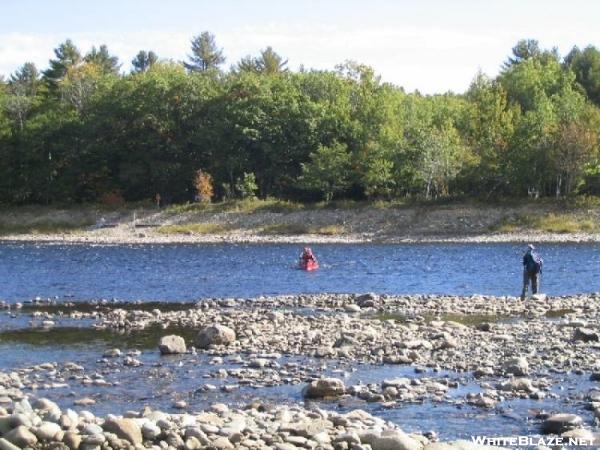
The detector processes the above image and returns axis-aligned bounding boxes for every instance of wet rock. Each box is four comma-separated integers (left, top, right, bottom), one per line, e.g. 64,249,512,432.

159,335,187,354
356,293,378,308
497,378,537,393
590,372,600,381
196,324,236,348
345,304,362,313
141,421,161,440
63,431,82,450
33,421,62,441
573,328,599,342
103,348,121,358
102,417,143,445
502,357,529,376
541,413,583,434
303,377,346,398
74,397,96,406
370,430,421,450
561,428,594,443
4,425,38,447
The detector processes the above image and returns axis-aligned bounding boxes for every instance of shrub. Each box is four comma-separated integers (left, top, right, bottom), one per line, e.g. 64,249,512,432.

194,170,214,202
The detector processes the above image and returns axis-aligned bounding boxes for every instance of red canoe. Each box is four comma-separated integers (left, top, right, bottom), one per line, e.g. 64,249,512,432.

299,260,319,271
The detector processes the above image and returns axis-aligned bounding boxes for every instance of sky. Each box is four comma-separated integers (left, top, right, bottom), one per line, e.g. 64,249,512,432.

1,0,599,94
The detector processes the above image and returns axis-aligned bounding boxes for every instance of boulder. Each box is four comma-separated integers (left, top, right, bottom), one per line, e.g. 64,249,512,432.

33,421,62,441
502,357,529,376
369,430,422,450
497,378,537,393
303,377,346,398
102,418,143,445
0,438,20,450
158,335,187,354
542,413,583,434
4,426,38,448
573,328,599,342
196,325,236,349
345,304,362,313
356,293,378,308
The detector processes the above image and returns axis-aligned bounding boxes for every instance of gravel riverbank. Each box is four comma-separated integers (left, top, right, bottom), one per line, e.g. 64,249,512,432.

1,293,599,448
1,202,599,244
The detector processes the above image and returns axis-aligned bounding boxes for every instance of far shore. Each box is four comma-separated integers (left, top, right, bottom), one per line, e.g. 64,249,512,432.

1,200,599,245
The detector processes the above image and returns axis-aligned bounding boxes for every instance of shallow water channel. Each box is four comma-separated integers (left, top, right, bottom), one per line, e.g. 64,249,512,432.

0,304,597,441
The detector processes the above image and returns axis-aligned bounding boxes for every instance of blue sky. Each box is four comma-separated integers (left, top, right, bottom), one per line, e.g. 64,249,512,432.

1,0,599,93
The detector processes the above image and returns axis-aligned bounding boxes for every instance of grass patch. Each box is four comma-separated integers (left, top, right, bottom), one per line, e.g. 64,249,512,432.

260,223,345,235
260,223,311,235
156,223,229,235
314,224,345,235
491,213,599,234
165,198,304,215
0,220,94,235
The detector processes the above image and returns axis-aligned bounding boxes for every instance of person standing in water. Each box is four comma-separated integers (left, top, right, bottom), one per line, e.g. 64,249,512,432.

521,244,543,300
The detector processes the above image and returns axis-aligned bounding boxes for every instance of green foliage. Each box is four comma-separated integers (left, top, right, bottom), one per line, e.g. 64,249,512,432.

84,45,120,75
42,39,82,88
235,172,258,199
184,32,225,72
300,142,352,201
1,36,600,206
131,50,158,73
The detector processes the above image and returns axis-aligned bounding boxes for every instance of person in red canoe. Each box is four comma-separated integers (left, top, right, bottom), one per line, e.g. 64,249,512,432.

299,247,317,266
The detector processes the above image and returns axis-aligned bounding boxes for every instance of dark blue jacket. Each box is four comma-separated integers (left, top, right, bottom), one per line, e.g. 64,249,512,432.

523,251,543,274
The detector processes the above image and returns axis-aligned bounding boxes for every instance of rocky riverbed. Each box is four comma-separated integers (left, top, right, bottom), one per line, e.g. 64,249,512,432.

1,293,599,448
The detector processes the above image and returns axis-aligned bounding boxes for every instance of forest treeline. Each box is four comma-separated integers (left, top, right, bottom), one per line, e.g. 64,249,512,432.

1,34,599,205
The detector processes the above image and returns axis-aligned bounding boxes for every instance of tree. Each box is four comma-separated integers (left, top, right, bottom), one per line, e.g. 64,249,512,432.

235,172,258,198
5,62,42,130
564,45,600,105
194,169,214,202
409,123,469,199
300,142,352,201
85,45,120,75
10,62,40,94
184,32,225,72
234,55,260,74
551,120,599,196
131,50,158,73
42,39,82,88
463,72,515,196
256,47,288,75
59,63,104,113
504,39,541,67
234,47,288,75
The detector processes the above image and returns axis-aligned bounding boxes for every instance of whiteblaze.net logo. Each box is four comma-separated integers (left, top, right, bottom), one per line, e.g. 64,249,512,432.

471,435,595,447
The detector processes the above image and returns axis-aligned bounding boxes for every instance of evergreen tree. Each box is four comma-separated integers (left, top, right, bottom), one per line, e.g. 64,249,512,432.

256,47,288,75
131,50,158,73
183,32,225,72
42,39,82,87
85,45,121,75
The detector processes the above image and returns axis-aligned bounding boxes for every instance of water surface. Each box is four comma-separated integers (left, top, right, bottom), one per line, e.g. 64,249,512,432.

0,242,598,302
